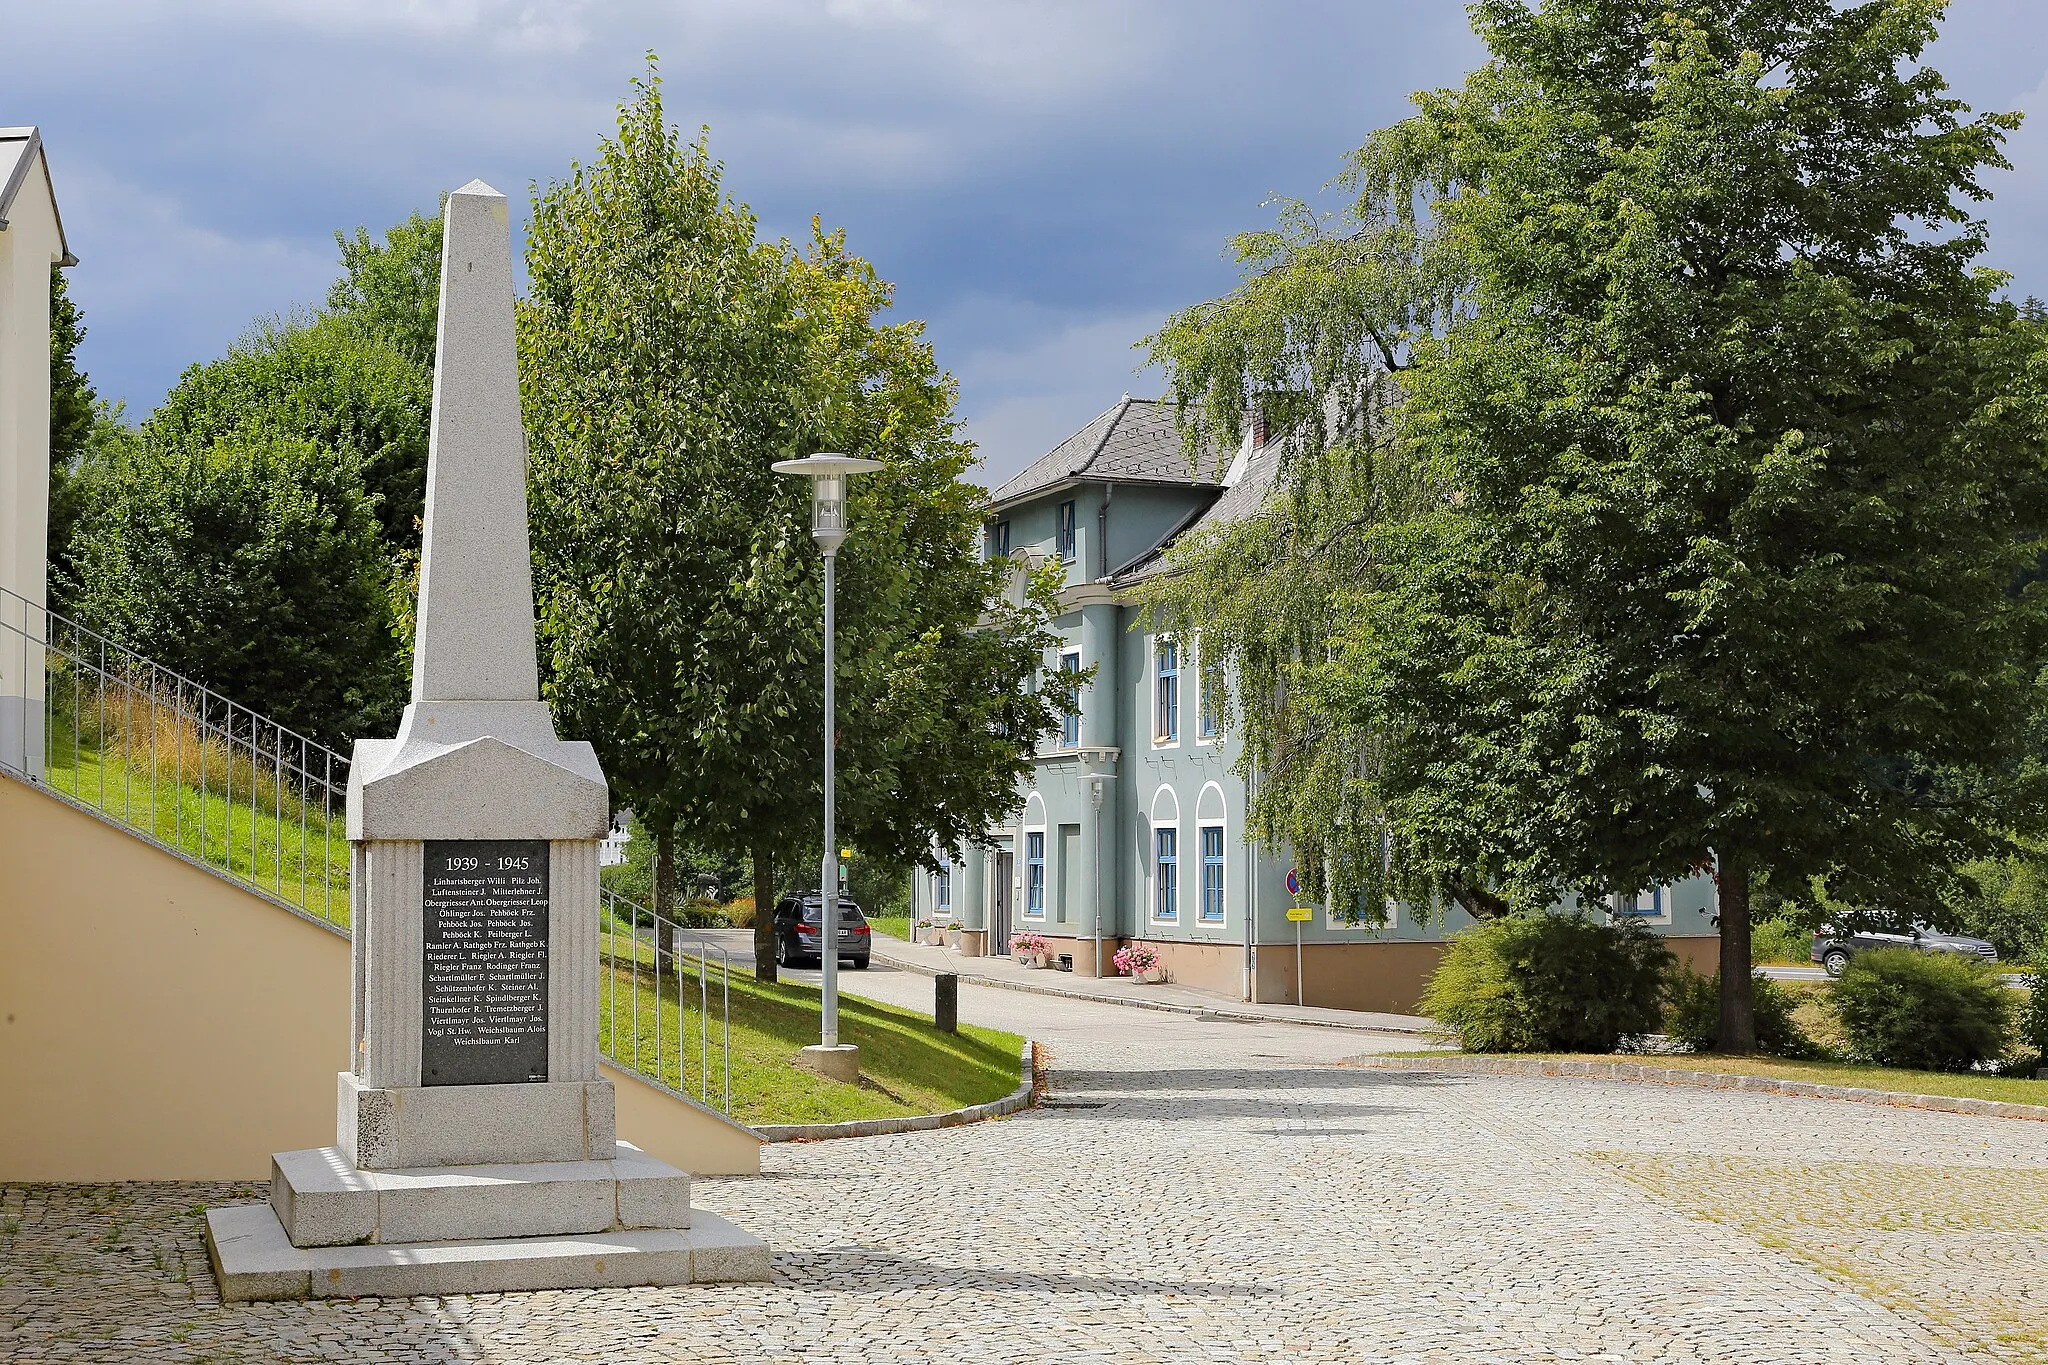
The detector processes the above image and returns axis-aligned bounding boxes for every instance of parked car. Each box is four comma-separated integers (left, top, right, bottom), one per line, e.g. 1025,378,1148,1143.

771,893,872,970
1811,920,1998,977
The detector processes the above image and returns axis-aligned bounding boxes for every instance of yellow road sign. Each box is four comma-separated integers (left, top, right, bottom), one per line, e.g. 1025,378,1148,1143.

1286,906,1314,922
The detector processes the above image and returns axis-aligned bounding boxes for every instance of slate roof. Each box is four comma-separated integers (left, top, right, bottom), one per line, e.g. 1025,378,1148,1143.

1109,443,1284,585
987,397,1228,509
0,128,75,264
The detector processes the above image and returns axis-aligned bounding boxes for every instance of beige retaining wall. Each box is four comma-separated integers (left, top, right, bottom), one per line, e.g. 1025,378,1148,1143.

0,775,759,1180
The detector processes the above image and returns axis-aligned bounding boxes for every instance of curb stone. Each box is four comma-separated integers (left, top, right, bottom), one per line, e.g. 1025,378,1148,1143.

869,943,1434,1035
1345,1053,2048,1122
753,1038,1037,1142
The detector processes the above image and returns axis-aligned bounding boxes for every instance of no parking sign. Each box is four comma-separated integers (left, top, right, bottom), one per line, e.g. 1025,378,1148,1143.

1285,867,1300,896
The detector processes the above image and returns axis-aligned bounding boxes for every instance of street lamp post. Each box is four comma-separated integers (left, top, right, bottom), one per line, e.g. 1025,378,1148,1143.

773,453,883,1082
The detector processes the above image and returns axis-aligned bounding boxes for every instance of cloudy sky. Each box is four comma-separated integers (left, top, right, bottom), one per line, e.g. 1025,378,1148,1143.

11,0,2048,487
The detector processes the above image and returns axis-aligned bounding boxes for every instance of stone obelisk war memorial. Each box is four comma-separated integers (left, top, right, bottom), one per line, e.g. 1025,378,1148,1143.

203,181,769,1301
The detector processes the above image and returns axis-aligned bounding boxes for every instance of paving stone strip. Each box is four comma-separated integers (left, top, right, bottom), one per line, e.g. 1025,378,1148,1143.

1345,1052,2048,1121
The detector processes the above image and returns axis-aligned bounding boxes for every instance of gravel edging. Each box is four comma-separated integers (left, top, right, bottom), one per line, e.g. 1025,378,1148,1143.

753,1038,1037,1142
870,944,1432,1035
1347,1053,2048,1122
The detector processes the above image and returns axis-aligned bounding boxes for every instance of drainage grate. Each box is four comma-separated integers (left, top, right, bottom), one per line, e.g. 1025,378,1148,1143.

1040,1098,1109,1110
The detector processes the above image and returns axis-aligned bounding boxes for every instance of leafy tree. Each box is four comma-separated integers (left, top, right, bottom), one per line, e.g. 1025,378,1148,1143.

47,267,98,590
328,209,444,374
1950,848,2048,963
145,315,430,557
523,67,1069,979
65,435,401,745
1147,0,2048,1050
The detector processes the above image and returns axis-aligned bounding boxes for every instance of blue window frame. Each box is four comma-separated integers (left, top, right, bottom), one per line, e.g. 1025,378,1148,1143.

1154,827,1178,921
1056,500,1077,563
1026,832,1046,918
1612,887,1665,919
1060,651,1081,747
935,851,952,915
1200,825,1225,923
1199,658,1224,739
1155,639,1179,743
991,519,1010,558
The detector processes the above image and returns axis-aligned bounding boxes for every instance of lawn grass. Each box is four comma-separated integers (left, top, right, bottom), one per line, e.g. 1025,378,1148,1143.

1417,1050,2048,1106
597,947,1025,1127
867,914,911,941
41,718,350,927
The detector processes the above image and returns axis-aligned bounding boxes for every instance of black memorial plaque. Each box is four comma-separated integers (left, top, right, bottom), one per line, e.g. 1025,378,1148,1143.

422,840,550,1086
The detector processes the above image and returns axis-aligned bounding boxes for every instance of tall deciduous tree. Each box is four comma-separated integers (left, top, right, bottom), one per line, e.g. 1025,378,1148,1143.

329,209,444,374
1148,0,2048,1050
145,316,430,558
65,435,399,746
523,67,1068,979
47,267,99,590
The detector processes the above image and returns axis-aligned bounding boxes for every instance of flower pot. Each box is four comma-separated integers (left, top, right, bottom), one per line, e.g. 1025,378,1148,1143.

1138,966,1166,984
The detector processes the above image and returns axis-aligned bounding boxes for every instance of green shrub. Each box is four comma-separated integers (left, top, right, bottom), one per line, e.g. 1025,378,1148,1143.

1830,947,2011,1071
1662,967,1814,1057
2016,964,2048,1068
1419,913,1673,1053
1749,918,1812,966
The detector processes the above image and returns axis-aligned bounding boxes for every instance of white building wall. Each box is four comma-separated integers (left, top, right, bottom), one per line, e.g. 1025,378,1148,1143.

0,141,64,778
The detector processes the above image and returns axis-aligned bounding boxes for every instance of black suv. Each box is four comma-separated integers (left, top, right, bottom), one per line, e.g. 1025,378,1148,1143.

771,893,872,970
1811,921,1998,977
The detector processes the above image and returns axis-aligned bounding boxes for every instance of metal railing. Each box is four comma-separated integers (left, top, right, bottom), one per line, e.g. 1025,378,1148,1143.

599,887,734,1113
0,585,735,1115
0,586,352,928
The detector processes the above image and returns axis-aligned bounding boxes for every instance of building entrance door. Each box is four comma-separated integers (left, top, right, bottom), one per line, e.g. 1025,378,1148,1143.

990,852,1014,955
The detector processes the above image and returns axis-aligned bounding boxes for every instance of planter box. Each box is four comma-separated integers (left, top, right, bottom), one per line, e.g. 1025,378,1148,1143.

1138,966,1166,984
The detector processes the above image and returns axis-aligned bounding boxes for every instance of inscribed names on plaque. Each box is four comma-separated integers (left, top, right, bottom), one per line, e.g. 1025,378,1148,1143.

422,840,550,1086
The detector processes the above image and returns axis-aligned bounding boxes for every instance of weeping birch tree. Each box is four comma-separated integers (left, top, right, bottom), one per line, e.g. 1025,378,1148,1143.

1145,0,2048,1050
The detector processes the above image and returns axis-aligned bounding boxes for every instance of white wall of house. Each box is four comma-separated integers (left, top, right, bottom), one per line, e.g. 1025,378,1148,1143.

0,128,66,777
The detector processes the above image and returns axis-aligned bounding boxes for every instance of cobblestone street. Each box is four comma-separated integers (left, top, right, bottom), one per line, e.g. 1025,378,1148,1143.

5,971,2045,1364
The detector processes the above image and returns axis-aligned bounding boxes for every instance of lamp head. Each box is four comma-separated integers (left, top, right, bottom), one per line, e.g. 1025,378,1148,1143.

772,453,885,552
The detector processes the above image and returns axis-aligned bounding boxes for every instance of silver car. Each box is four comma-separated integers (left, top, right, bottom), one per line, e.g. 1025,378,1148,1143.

1812,921,1998,977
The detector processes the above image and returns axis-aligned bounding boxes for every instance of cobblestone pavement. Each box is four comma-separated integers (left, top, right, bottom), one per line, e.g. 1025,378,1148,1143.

4,973,2043,1364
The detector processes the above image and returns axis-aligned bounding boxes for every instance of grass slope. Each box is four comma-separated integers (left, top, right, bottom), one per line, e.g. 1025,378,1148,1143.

41,725,350,926
598,948,1024,1127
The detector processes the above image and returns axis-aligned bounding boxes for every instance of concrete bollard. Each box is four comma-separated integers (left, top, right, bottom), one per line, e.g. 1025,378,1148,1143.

934,972,958,1034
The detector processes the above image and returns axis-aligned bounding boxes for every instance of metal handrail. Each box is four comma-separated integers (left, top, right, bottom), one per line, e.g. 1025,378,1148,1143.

0,585,734,1115
600,886,734,1114
0,585,352,928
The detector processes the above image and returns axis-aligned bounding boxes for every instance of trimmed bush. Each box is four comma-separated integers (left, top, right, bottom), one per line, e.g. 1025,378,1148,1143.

1830,947,2010,1071
1662,967,1813,1057
1419,913,1673,1053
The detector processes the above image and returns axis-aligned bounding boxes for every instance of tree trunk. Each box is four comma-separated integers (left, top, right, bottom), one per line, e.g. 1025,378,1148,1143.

1717,852,1756,1054
653,820,677,978
653,822,676,921
751,842,778,984
1448,876,1512,920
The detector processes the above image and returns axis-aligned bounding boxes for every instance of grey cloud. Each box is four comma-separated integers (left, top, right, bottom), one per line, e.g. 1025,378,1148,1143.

8,0,2040,480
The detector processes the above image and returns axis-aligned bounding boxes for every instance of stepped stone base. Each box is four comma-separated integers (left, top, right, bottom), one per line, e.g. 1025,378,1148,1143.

338,1072,615,1169
271,1142,691,1246
205,1202,770,1302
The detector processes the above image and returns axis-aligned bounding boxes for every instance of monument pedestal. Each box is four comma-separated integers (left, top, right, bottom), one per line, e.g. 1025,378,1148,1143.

202,179,768,1302
206,1138,767,1301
